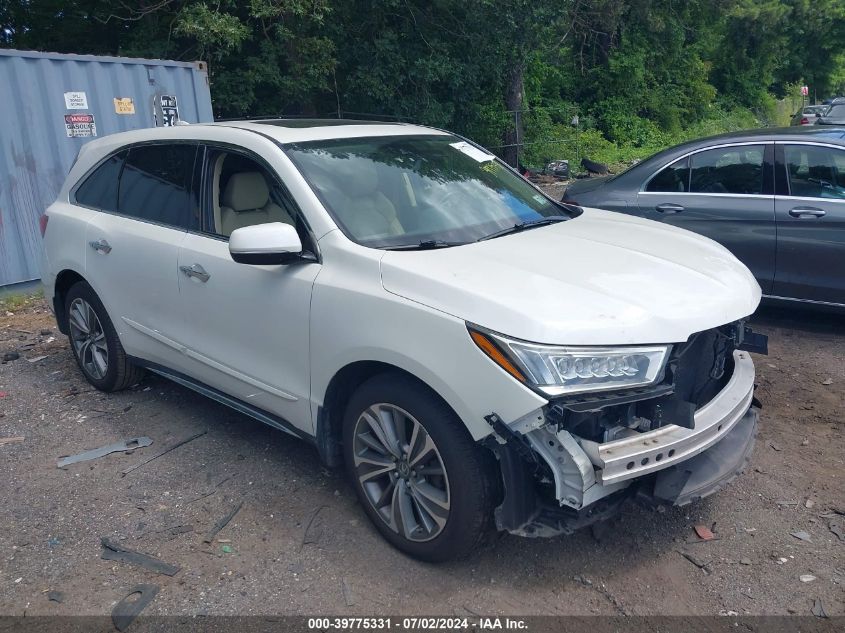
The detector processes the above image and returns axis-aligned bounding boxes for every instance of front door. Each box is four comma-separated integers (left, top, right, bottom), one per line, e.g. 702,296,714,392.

175,145,321,434
773,142,845,304
637,143,776,293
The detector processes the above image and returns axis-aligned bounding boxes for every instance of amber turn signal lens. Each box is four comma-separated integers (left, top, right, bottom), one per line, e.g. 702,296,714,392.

469,330,526,382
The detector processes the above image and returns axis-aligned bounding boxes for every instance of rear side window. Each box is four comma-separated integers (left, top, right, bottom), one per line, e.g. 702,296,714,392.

784,144,845,199
646,157,689,192
689,145,764,195
118,144,198,230
75,151,127,211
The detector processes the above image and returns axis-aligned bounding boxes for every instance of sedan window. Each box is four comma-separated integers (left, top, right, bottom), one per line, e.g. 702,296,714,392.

74,151,127,211
784,145,845,199
645,157,689,192
689,145,764,195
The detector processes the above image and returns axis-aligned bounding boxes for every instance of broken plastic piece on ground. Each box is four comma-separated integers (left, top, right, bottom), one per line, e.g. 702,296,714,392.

112,584,160,631
221,544,233,553
120,430,206,476
204,501,243,543
693,525,716,541
46,590,64,603
0,437,25,446
100,537,180,576
57,437,152,468
791,530,812,542
811,599,828,618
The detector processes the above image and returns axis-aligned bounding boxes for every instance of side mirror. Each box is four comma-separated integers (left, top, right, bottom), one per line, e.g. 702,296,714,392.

229,222,303,265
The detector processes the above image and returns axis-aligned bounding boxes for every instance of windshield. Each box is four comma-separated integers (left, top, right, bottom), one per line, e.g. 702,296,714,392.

285,135,571,248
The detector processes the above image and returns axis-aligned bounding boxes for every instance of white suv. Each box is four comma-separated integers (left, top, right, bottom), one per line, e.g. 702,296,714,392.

41,120,765,561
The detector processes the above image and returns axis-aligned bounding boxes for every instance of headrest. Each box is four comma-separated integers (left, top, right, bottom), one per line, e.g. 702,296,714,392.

336,159,379,198
222,172,270,211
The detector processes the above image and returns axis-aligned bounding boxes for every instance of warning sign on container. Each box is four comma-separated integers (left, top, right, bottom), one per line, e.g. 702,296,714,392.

114,97,135,114
64,91,89,109
64,113,97,138
155,94,179,126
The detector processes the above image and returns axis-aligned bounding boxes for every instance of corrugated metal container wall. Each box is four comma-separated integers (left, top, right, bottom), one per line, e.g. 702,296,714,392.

0,49,214,286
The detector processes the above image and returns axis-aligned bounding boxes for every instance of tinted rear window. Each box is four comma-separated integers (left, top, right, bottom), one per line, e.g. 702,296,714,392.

118,144,198,229
75,151,126,211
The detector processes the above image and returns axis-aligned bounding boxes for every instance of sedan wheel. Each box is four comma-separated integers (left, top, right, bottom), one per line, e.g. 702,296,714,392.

353,403,451,542
68,297,109,380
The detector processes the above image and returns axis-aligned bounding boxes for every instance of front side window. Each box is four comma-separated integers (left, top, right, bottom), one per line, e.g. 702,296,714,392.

118,144,198,229
646,157,689,192
784,144,845,199
74,151,127,211
285,135,568,248
689,145,764,195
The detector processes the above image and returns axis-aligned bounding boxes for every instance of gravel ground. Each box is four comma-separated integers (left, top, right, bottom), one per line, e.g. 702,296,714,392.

0,294,843,618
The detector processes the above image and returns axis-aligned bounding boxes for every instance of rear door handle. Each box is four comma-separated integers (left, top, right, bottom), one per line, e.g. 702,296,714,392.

788,206,826,219
89,239,112,254
179,263,210,283
655,203,684,214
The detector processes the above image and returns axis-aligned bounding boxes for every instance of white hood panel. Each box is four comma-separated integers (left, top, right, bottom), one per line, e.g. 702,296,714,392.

380,208,761,345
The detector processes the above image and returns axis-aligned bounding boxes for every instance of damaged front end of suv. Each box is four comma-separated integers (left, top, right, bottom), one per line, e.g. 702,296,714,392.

474,320,768,537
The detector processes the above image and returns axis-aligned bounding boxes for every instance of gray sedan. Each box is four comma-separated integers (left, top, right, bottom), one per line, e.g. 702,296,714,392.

561,127,845,308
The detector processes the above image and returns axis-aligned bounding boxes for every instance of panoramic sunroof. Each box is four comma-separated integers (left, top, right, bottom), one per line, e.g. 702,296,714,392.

253,119,395,128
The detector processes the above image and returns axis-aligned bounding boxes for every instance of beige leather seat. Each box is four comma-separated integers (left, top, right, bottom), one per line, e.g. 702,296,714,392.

336,161,403,239
219,172,293,236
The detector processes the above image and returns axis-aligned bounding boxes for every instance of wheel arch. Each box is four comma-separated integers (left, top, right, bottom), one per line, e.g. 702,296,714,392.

315,360,472,469
53,269,88,334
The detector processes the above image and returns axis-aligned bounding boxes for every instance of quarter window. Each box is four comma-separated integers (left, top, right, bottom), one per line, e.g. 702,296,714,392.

118,144,199,229
74,151,127,211
784,145,845,199
689,145,764,195
646,158,689,192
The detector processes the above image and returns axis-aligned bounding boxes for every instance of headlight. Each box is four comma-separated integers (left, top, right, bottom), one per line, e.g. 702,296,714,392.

469,325,670,397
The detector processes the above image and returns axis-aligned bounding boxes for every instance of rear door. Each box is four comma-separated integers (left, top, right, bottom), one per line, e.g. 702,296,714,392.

83,143,200,370
637,143,776,293
773,142,845,304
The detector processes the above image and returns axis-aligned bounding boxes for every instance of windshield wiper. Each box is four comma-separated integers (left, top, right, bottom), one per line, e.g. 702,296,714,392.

478,215,569,241
384,240,466,251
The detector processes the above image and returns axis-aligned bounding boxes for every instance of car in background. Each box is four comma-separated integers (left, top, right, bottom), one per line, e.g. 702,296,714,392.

790,105,828,126
815,103,845,126
560,127,845,308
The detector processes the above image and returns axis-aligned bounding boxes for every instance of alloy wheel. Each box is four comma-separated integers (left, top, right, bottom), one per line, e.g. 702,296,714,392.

352,403,451,542
68,298,109,380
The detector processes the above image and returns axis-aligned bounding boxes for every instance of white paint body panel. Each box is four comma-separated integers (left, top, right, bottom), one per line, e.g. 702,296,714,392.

41,122,761,446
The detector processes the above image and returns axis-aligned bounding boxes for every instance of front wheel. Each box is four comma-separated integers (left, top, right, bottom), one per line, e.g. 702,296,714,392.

343,373,494,561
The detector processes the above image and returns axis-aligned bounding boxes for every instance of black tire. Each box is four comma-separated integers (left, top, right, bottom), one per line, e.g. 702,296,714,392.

65,281,145,392
343,373,494,562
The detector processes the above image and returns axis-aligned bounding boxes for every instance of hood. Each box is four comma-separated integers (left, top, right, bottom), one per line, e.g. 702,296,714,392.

563,175,614,197
380,208,761,346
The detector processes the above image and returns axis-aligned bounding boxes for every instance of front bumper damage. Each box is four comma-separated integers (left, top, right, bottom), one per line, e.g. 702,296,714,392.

487,350,760,537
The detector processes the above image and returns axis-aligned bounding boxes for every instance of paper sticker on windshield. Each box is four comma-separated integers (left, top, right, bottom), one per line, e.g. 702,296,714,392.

450,141,494,163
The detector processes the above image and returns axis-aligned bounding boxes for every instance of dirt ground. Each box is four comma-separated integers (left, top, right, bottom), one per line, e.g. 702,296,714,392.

0,293,843,618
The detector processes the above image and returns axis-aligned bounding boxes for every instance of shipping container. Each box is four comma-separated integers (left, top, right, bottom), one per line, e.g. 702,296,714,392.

0,48,214,287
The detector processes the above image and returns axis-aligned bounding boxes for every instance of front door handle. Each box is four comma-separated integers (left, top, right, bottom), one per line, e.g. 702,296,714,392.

788,206,826,219
89,239,112,254
655,203,685,214
179,263,210,283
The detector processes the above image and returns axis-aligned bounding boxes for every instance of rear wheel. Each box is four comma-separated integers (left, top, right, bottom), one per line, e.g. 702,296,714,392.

343,373,494,561
65,281,144,392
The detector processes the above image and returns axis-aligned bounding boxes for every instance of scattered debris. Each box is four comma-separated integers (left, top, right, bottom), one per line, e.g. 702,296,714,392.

120,430,206,476
811,599,828,619
801,437,809,446
221,545,233,554
26,355,47,363
100,537,180,576
776,557,789,565
800,574,816,583
203,501,243,543
573,574,594,586
46,590,64,603
112,584,160,631
830,520,844,542
768,441,782,451
820,378,833,386
0,436,24,446
693,525,716,541
301,505,328,548
39,329,52,336
776,500,799,506
57,437,153,468
740,558,751,566
2,351,19,361
680,551,710,569
791,530,812,542
805,499,815,509
341,577,355,607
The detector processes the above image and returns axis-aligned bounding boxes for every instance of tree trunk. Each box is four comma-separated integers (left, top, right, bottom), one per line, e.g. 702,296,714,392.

502,63,524,168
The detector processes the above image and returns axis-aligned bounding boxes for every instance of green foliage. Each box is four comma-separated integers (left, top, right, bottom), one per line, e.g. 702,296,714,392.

3,0,845,167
